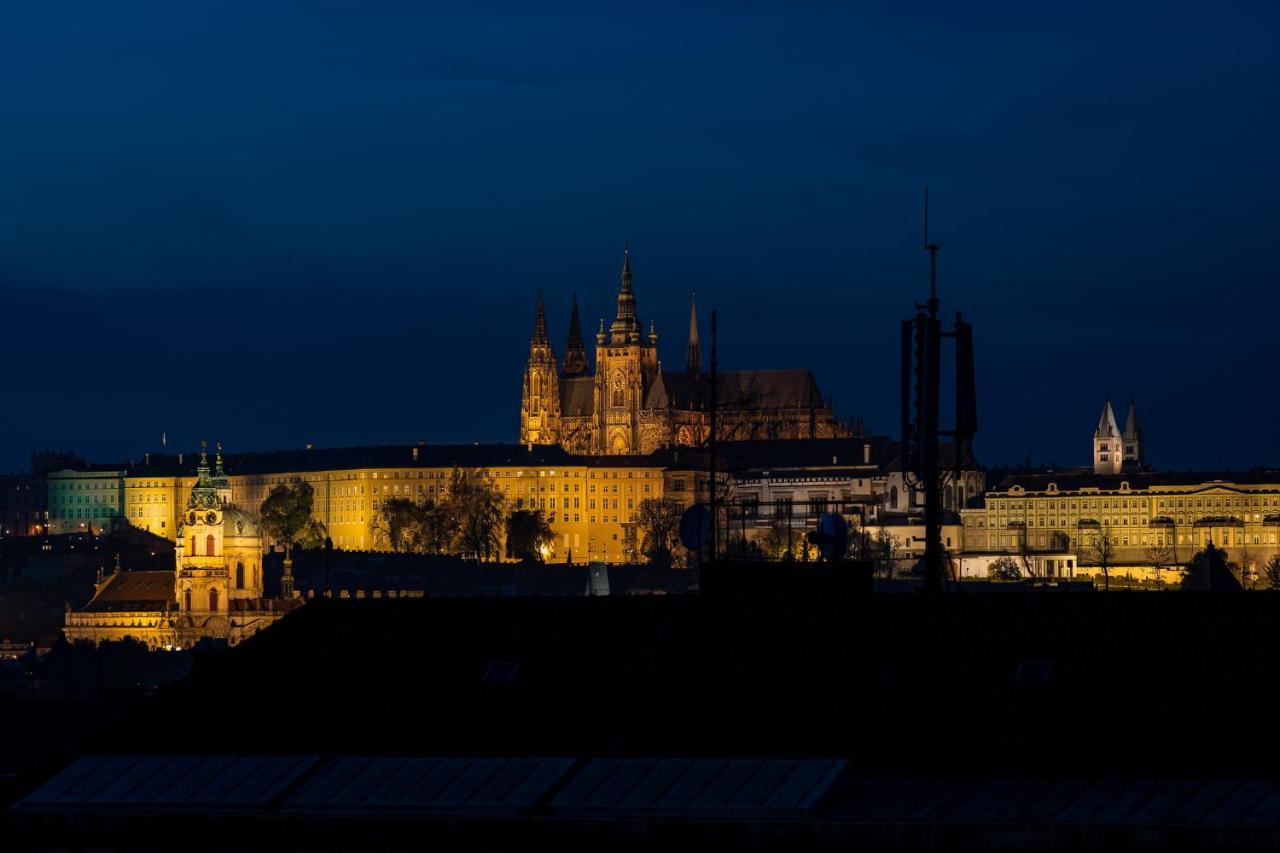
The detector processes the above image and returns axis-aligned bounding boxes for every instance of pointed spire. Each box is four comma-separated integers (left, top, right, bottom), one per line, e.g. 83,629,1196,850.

532,290,549,344
199,440,208,467
1094,399,1119,437
1123,398,1141,440
648,318,658,345
563,293,587,377
686,291,702,375
611,243,640,344
567,293,582,344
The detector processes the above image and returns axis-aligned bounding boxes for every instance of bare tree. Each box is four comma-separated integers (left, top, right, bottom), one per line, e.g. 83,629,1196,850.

1085,525,1115,591
1016,524,1036,580
1237,538,1255,588
874,528,902,579
1145,543,1174,589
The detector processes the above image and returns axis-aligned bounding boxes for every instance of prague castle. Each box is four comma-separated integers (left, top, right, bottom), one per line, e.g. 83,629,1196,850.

520,247,850,456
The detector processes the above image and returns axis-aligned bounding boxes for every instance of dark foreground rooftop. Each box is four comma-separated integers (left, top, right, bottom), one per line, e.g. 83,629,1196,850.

12,588,1280,850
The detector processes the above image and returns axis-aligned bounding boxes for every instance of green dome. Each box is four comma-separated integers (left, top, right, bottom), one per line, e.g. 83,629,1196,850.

223,506,260,539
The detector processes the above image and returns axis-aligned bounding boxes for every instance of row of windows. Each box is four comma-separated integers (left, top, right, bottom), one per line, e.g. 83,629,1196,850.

990,494,1280,512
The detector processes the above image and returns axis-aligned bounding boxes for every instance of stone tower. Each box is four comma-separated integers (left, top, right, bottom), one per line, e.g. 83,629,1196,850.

1123,399,1143,466
594,246,659,454
563,293,587,378
686,291,701,376
519,291,561,446
1093,400,1122,475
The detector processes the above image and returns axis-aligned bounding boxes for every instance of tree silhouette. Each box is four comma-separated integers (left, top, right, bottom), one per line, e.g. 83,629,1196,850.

259,478,315,555
505,509,554,562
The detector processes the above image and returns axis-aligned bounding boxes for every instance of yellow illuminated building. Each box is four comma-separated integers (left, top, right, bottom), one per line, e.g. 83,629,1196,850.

961,401,1280,583
116,444,686,564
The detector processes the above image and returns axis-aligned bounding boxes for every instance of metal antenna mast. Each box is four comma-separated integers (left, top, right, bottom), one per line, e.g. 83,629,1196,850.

901,189,978,592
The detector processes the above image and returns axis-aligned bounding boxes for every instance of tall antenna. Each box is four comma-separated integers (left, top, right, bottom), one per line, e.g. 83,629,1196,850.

924,187,939,309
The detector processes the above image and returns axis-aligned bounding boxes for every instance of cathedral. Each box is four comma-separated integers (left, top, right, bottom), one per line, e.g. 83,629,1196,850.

520,248,851,455
64,445,299,648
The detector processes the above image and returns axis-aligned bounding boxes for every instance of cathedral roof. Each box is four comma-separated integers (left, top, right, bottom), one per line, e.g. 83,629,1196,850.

560,376,595,418
644,369,827,412
80,570,175,613
716,370,826,410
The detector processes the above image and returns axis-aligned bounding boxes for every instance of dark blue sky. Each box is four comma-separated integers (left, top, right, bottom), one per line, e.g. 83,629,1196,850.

2,1,1277,472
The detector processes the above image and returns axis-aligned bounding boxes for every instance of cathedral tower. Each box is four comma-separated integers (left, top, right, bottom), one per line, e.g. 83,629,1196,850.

594,245,659,454
1123,399,1143,466
563,293,587,377
519,291,561,446
1093,400,1122,475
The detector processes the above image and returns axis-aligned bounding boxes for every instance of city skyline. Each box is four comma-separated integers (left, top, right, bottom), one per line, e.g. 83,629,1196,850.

3,2,1278,472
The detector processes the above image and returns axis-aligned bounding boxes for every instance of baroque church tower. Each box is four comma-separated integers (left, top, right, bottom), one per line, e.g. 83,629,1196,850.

593,246,659,454
519,291,561,446
175,443,265,626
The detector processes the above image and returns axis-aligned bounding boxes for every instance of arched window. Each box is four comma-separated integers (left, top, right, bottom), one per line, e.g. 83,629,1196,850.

190,535,196,555
209,588,219,611
236,562,245,589
206,534,215,557
254,566,261,588
184,589,192,611
890,486,899,509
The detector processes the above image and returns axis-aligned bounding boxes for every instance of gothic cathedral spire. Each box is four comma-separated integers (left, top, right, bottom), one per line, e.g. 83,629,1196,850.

520,292,561,446
563,293,587,377
611,243,641,345
686,291,701,376
532,289,549,344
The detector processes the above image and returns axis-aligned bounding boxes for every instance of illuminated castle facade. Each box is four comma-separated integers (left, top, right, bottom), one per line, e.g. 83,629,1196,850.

520,248,850,455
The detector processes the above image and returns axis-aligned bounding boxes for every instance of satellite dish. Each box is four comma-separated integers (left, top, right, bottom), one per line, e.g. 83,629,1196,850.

679,503,712,551
808,512,848,562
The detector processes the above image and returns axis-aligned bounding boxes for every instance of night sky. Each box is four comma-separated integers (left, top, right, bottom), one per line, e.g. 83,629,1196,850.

2,2,1277,473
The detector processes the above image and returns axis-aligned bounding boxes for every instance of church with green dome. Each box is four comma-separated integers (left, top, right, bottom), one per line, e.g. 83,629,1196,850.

64,444,301,648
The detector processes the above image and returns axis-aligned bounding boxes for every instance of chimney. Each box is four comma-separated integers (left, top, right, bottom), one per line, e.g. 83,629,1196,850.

412,446,419,462
863,443,870,464
178,452,184,465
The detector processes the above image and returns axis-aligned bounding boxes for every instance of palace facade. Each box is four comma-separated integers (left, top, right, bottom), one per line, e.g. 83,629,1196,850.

961,400,1280,581
520,248,851,456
